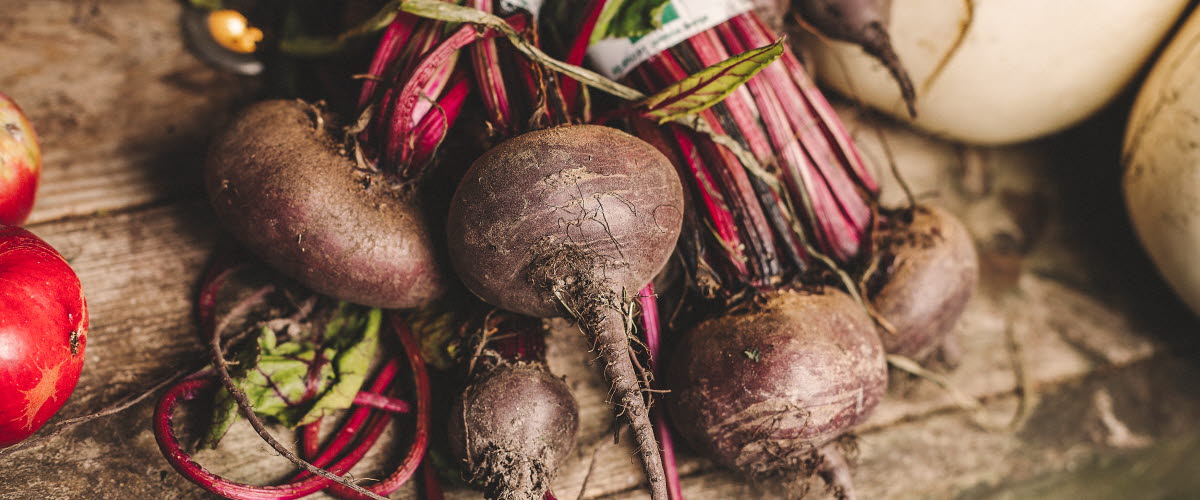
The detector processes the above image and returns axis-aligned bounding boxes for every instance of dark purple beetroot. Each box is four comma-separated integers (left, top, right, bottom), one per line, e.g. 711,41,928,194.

666,288,886,494
205,100,444,309
448,362,579,500
447,124,685,500
869,205,978,363
792,0,916,115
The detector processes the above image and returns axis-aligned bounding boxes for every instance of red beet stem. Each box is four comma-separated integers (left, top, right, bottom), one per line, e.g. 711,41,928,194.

561,0,606,112
642,53,784,284
352,391,412,414
358,14,420,109
469,0,514,135
154,374,383,500
301,420,322,460
292,360,403,481
750,14,876,194
384,23,479,172
154,321,430,499
631,117,750,281
383,16,527,174
422,460,445,500
323,314,432,499
410,70,473,169
614,10,881,277
196,248,249,337
637,284,683,500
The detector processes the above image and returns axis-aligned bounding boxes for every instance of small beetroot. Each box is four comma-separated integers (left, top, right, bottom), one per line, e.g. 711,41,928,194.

448,314,578,500
868,205,978,363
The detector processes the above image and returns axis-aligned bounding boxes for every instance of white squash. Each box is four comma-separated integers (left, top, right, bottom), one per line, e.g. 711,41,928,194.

798,0,1190,145
1124,8,1200,316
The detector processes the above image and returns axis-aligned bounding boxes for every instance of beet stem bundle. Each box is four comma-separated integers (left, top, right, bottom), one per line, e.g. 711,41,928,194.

611,8,878,294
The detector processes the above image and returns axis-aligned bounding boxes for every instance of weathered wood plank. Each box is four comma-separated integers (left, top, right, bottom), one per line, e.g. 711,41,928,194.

1,0,253,225
602,357,1200,500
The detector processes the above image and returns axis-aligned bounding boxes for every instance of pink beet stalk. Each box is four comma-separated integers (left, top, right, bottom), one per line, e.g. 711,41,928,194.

292,360,404,481
357,15,420,109
154,374,388,500
638,284,683,500
322,314,432,500
469,0,515,135
352,391,412,414
583,4,881,285
411,71,472,167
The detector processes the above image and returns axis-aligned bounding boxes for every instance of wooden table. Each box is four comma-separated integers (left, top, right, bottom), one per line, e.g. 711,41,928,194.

3,1,1198,499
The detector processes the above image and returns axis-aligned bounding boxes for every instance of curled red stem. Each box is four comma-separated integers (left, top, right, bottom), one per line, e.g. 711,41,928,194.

324,314,432,499
352,391,412,414
154,374,382,500
291,360,404,482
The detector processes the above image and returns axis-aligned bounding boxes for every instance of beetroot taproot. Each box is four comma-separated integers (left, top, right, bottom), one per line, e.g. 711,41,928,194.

666,288,886,497
792,0,915,115
205,100,444,309
447,124,684,500
869,205,978,362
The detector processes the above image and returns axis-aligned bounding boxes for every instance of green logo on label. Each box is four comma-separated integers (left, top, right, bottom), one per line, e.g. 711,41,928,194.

629,2,679,44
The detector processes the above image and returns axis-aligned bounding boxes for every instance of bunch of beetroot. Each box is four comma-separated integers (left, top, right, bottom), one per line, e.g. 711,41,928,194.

150,0,979,499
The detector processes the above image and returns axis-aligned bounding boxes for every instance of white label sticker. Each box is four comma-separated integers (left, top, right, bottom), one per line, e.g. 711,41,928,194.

586,0,753,80
499,0,544,17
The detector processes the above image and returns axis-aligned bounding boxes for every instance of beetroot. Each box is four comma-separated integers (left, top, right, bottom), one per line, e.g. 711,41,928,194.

0,226,88,449
447,124,684,499
792,0,915,115
666,288,886,497
449,363,578,500
868,205,978,362
205,100,444,309
448,313,579,500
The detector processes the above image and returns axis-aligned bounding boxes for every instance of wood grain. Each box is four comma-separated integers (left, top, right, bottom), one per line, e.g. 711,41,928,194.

0,0,254,225
0,1,1198,499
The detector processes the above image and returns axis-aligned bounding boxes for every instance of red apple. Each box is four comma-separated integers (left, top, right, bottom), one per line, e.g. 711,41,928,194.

0,225,87,448
0,94,41,226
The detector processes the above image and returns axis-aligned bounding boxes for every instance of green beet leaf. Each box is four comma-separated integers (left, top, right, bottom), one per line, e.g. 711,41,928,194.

640,38,785,124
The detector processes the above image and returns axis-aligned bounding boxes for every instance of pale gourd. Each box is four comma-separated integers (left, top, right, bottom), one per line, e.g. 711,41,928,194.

798,0,1190,145
1124,8,1200,316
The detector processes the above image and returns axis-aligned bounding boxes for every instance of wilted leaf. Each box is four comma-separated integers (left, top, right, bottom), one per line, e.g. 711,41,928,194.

406,298,466,371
